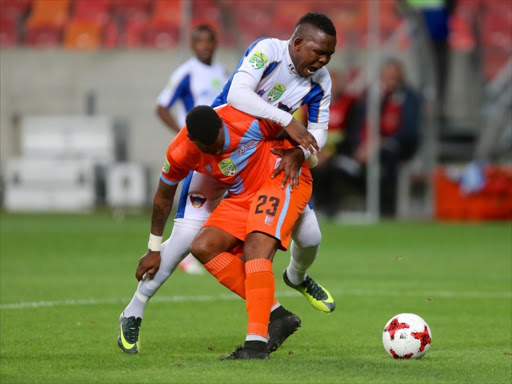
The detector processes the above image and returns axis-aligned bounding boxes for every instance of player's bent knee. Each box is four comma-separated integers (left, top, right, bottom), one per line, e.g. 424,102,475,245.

189,240,208,264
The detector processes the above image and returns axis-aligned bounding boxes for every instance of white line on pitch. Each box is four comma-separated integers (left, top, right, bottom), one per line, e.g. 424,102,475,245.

1,289,510,310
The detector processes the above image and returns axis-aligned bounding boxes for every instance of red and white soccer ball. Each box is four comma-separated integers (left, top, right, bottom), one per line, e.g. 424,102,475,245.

382,313,432,359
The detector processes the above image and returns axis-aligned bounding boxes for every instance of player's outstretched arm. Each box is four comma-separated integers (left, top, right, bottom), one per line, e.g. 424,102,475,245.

135,179,178,281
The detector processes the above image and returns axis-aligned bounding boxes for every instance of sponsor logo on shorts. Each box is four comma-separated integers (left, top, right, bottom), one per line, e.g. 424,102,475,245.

162,159,170,173
189,194,207,208
249,51,268,70
268,83,286,102
264,216,274,225
218,158,237,176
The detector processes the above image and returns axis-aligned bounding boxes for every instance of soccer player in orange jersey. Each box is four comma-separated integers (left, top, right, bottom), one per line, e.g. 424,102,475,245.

135,104,313,359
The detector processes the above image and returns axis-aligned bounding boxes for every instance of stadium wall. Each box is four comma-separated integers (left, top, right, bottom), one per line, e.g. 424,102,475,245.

0,48,244,191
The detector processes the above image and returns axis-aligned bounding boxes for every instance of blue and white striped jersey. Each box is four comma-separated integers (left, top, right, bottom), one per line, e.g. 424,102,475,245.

212,37,332,127
157,57,228,127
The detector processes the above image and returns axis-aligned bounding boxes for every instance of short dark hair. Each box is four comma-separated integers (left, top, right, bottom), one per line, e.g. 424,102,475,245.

186,105,222,145
191,24,216,41
296,13,336,37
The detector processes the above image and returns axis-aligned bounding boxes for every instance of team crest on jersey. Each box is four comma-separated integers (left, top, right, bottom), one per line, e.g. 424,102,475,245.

249,51,268,70
218,158,237,176
205,164,213,174
162,159,170,173
268,83,286,102
189,194,206,208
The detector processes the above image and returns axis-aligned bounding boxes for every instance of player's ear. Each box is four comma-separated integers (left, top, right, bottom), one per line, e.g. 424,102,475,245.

293,37,303,51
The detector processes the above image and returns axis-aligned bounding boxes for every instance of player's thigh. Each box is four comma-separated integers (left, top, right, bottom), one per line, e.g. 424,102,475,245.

176,171,227,221
203,197,251,243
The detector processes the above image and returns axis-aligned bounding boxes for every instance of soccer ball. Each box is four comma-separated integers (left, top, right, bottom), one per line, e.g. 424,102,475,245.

382,313,432,359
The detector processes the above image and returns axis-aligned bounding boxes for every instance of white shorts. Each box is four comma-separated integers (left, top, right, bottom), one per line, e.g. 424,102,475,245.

175,171,227,221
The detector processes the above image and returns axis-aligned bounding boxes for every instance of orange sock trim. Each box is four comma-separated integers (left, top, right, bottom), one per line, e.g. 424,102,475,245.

245,259,274,339
204,252,234,275
204,252,246,299
245,258,273,274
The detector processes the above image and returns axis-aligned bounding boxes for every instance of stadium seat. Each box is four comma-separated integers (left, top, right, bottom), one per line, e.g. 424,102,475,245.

111,0,151,21
24,0,70,47
0,0,32,19
103,19,118,49
25,25,62,47
26,0,70,27
71,0,111,26
143,0,180,48
122,17,145,48
63,19,102,50
0,15,18,48
144,21,179,48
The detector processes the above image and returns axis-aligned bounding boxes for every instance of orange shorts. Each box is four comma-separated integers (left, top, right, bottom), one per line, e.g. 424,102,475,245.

203,167,312,250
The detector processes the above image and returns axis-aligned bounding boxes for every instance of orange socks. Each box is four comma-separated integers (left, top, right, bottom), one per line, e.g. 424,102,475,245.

205,253,277,341
204,252,246,298
245,259,274,340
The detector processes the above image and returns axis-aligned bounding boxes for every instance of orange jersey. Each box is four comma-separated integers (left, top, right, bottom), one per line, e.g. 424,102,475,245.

160,104,310,199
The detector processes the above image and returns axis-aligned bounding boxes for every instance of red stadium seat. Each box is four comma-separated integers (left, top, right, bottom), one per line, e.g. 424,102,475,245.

103,19,118,49
144,21,179,48
0,0,32,18
122,17,145,48
71,0,111,26
142,0,180,48
111,0,151,21
0,15,18,48
25,25,61,47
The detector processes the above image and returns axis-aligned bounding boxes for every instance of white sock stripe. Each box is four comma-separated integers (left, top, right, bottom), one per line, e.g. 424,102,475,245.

245,334,268,343
135,291,150,303
1,289,510,310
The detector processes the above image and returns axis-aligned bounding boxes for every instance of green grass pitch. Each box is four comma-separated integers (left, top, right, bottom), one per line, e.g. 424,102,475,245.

1,212,511,383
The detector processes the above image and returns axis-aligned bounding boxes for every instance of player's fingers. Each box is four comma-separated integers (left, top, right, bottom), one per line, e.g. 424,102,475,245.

281,169,291,189
272,162,284,178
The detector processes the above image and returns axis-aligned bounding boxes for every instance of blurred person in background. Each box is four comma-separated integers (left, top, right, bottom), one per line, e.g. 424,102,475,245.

405,0,456,126
309,70,358,218
336,58,422,217
118,13,337,355
155,24,228,274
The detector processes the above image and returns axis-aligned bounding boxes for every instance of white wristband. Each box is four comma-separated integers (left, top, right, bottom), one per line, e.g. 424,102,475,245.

307,154,318,169
148,233,162,252
298,145,312,160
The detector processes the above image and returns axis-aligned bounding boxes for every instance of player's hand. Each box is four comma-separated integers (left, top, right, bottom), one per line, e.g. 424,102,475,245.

271,147,304,190
136,250,161,281
284,118,319,154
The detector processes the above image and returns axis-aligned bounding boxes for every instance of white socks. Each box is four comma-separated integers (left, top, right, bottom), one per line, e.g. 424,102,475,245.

286,209,322,286
123,219,203,318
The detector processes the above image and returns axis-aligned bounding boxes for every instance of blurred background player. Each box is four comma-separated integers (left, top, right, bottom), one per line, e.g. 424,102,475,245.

118,13,337,354
308,70,358,218
155,24,228,273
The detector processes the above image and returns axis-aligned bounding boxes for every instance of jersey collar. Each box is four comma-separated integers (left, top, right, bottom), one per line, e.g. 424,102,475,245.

285,41,297,75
